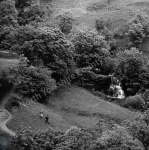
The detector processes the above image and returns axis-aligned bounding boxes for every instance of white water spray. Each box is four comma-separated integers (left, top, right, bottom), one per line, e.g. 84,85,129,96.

114,84,125,99
109,76,125,99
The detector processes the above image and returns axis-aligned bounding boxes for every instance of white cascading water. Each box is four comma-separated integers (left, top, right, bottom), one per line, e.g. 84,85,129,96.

109,77,125,99
114,84,125,99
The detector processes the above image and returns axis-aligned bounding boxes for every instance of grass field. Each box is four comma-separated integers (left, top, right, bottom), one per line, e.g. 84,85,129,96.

7,85,136,133
42,0,149,31
0,58,19,72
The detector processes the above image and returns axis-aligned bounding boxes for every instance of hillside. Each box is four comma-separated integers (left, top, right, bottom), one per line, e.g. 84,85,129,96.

42,0,149,32
7,85,136,133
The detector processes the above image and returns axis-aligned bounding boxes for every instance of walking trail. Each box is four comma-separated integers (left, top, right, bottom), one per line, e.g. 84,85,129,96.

0,84,18,137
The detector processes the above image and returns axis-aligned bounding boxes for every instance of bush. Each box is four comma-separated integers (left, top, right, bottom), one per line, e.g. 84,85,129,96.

0,69,13,101
87,3,106,11
123,94,145,109
5,93,21,113
56,12,75,34
73,69,112,94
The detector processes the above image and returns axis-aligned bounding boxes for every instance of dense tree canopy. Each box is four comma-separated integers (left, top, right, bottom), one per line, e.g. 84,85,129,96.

0,0,18,28
115,48,149,96
70,28,110,70
0,25,75,81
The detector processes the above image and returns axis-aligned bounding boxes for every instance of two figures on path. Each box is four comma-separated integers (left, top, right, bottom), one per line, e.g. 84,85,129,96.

39,111,49,124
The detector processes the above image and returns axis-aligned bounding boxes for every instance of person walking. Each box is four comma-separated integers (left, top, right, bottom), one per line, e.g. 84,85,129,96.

39,111,44,119
45,115,49,124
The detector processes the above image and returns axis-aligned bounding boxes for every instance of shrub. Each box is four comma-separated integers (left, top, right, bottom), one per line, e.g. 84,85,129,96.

56,12,75,34
11,123,144,150
5,93,21,113
124,111,149,150
87,3,106,11
73,69,112,94
0,69,13,101
123,94,145,109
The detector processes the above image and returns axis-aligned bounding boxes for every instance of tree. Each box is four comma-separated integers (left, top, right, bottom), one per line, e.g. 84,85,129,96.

1,25,75,81
0,0,18,28
128,23,145,48
56,12,75,34
94,125,144,150
70,27,110,70
15,0,39,9
115,48,148,96
14,66,57,103
17,4,46,25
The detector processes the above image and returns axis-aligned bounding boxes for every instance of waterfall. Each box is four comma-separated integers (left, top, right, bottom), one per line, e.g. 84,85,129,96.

114,84,125,99
109,76,125,99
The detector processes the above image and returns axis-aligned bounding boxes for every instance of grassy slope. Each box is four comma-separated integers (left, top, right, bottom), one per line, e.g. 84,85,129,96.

7,85,136,132
42,0,149,30
0,58,19,72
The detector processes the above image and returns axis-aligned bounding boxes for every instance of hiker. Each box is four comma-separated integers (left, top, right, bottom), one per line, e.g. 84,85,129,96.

39,111,44,119
45,115,49,124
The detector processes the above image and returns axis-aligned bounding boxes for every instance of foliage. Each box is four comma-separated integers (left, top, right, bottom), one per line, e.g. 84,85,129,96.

0,65,57,103
95,18,111,32
10,128,60,150
0,25,75,81
103,29,117,55
124,111,149,150
5,93,21,113
123,94,145,110
10,123,144,150
94,125,143,150
128,23,145,48
0,0,18,28
70,27,110,70
56,12,75,34
17,4,47,25
127,14,149,48
115,48,149,96
0,69,13,101
87,3,106,11
73,69,113,94
15,0,39,9
142,89,149,109
14,66,57,103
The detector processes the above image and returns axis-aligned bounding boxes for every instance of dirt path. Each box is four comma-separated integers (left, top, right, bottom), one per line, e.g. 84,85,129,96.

0,110,15,136
0,84,18,136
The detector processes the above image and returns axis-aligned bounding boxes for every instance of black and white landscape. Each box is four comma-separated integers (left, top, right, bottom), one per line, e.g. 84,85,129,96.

0,0,149,150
